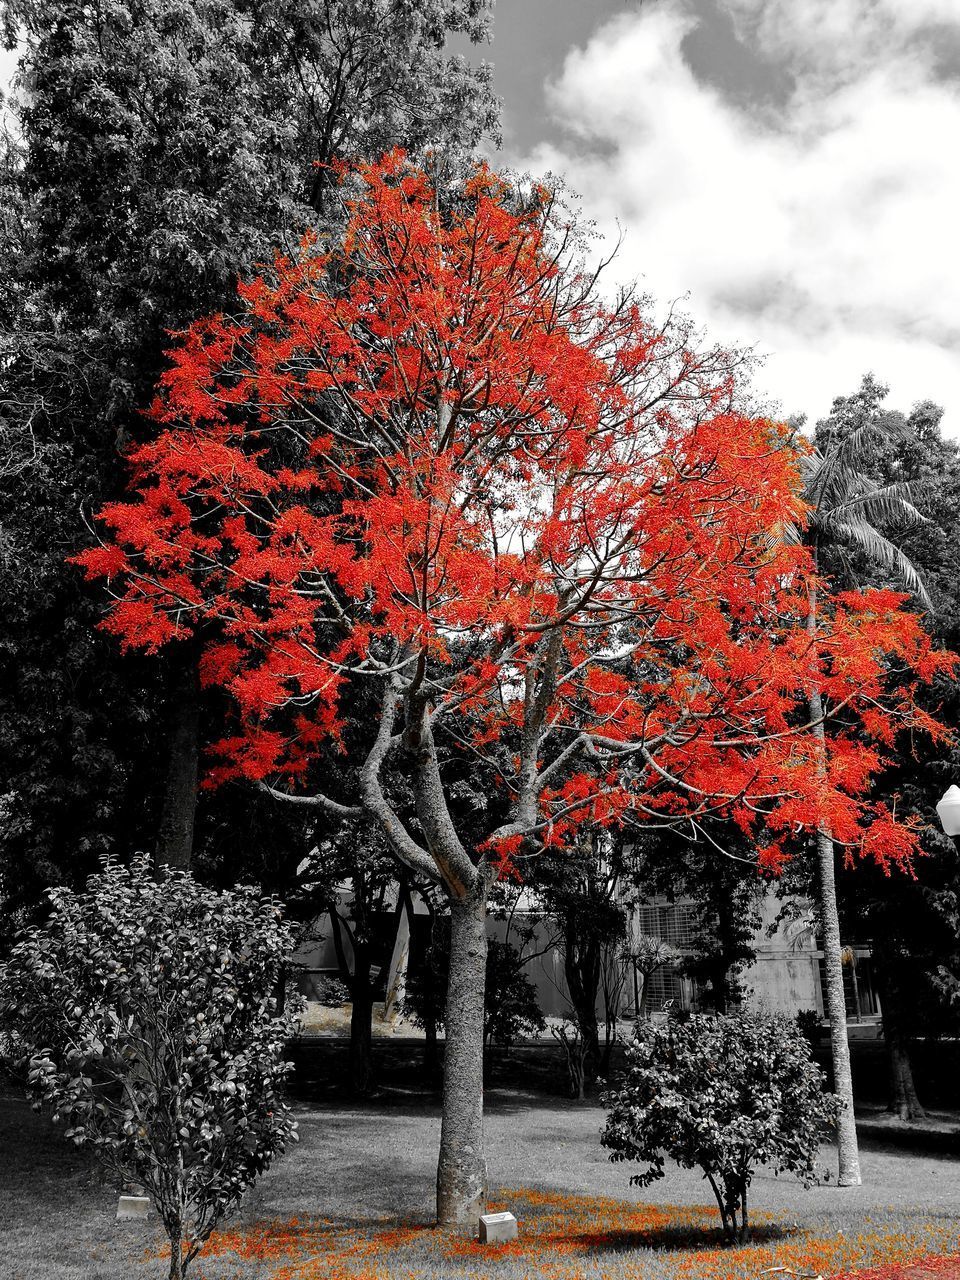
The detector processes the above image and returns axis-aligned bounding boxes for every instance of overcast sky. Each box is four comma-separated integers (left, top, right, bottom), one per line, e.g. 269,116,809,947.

483,0,960,433
4,2,958,432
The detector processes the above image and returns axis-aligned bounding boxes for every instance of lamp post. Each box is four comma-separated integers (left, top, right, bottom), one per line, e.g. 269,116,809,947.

935,785,960,838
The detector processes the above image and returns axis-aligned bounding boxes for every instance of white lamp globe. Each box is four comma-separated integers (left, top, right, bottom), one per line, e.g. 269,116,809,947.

935,785,960,837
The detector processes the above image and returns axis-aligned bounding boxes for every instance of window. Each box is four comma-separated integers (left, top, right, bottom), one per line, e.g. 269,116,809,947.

817,950,881,1021
634,902,697,948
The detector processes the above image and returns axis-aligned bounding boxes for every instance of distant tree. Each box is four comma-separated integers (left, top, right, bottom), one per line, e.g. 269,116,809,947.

483,939,546,1054
399,896,448,1080
626,825,764,1015
602,1013,839,1244
792,375,934,1185
824,386,960,1118
627,934,680,1019
533,835,629,1092
0,857,300,1280
300,828,407,1098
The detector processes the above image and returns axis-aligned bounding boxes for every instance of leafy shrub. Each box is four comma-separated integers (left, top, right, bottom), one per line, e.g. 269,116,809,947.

0,856,302,1280
312,974,351,1007
601,1011,839,1244
795,1007,824,1047
483,938,546,1048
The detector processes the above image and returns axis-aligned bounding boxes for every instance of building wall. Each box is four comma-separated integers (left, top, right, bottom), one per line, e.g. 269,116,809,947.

297,884,848,1025
738,890,823,1016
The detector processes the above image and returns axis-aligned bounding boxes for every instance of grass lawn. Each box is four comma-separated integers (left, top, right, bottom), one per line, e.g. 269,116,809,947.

3,1087,959,1280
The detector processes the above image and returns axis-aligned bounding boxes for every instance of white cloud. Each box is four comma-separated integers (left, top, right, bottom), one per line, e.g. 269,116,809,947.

511,1,960,432
724,0,960,77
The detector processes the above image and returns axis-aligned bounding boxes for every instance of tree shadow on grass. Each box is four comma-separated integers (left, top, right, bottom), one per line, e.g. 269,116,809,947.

566,1221,798,1255
0,1091,101,1202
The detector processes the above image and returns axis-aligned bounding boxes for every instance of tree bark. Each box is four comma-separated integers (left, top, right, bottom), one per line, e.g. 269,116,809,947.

167,1225,184,1280
563,921,601,1094
814,821,862,1185
806,577,862,1188
889,1036,926,1122
436,881,489,1226
157,647,199,871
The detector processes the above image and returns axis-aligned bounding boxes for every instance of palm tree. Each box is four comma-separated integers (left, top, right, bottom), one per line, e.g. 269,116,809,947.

799,387,929,1187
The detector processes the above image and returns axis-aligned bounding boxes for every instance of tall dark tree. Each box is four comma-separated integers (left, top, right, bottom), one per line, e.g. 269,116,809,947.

0,0,498,910
826,387,960,1119
791,374,931,1186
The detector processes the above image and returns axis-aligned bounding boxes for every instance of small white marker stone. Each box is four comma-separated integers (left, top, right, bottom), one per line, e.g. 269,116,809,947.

478,1211,518,1243
117,1195,150,1220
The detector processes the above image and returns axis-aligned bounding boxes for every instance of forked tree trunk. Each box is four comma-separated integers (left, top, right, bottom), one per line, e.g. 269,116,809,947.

436,882,489,1226
157,648,200,871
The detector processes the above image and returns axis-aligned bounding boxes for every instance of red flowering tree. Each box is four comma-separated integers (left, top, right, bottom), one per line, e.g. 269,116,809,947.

76,153,950,1224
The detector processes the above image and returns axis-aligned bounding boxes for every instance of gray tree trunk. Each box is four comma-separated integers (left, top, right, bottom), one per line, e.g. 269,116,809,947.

814,820,862,1185
806,578,862,1188
436,882,489,1225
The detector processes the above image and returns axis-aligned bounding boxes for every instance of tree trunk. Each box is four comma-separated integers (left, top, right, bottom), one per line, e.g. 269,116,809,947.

436,883,488,1226
167,1225,184,1280
889,1036,926,1122
563,921,601,1093
873,960,927,1122
349,942,376,1097
806,579,862,1188
814,820,862,1185
157,647,199,871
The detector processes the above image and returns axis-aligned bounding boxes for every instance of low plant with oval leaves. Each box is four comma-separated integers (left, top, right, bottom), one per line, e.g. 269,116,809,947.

601,1011,840,1245
0,855,302,1280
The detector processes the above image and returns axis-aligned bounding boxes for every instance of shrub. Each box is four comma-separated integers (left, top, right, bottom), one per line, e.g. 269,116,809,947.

402,926,544,1048
312,974,351,1007
600,1011,839,1244
795,1007,824,1047
0,856,302,1280
483,938,547,1049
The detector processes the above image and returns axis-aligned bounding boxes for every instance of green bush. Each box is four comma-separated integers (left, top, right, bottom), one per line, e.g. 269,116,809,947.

0,856,301,1280
601,1011,839,1244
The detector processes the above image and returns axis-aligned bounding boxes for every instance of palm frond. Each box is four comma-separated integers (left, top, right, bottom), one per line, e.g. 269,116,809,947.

821,518,932,607
761,518,804,558
806,417,914,513
831,482,927,528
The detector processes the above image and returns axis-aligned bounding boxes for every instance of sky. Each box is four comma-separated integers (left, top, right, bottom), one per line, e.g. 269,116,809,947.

4,2,958,431
475,0,960,433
